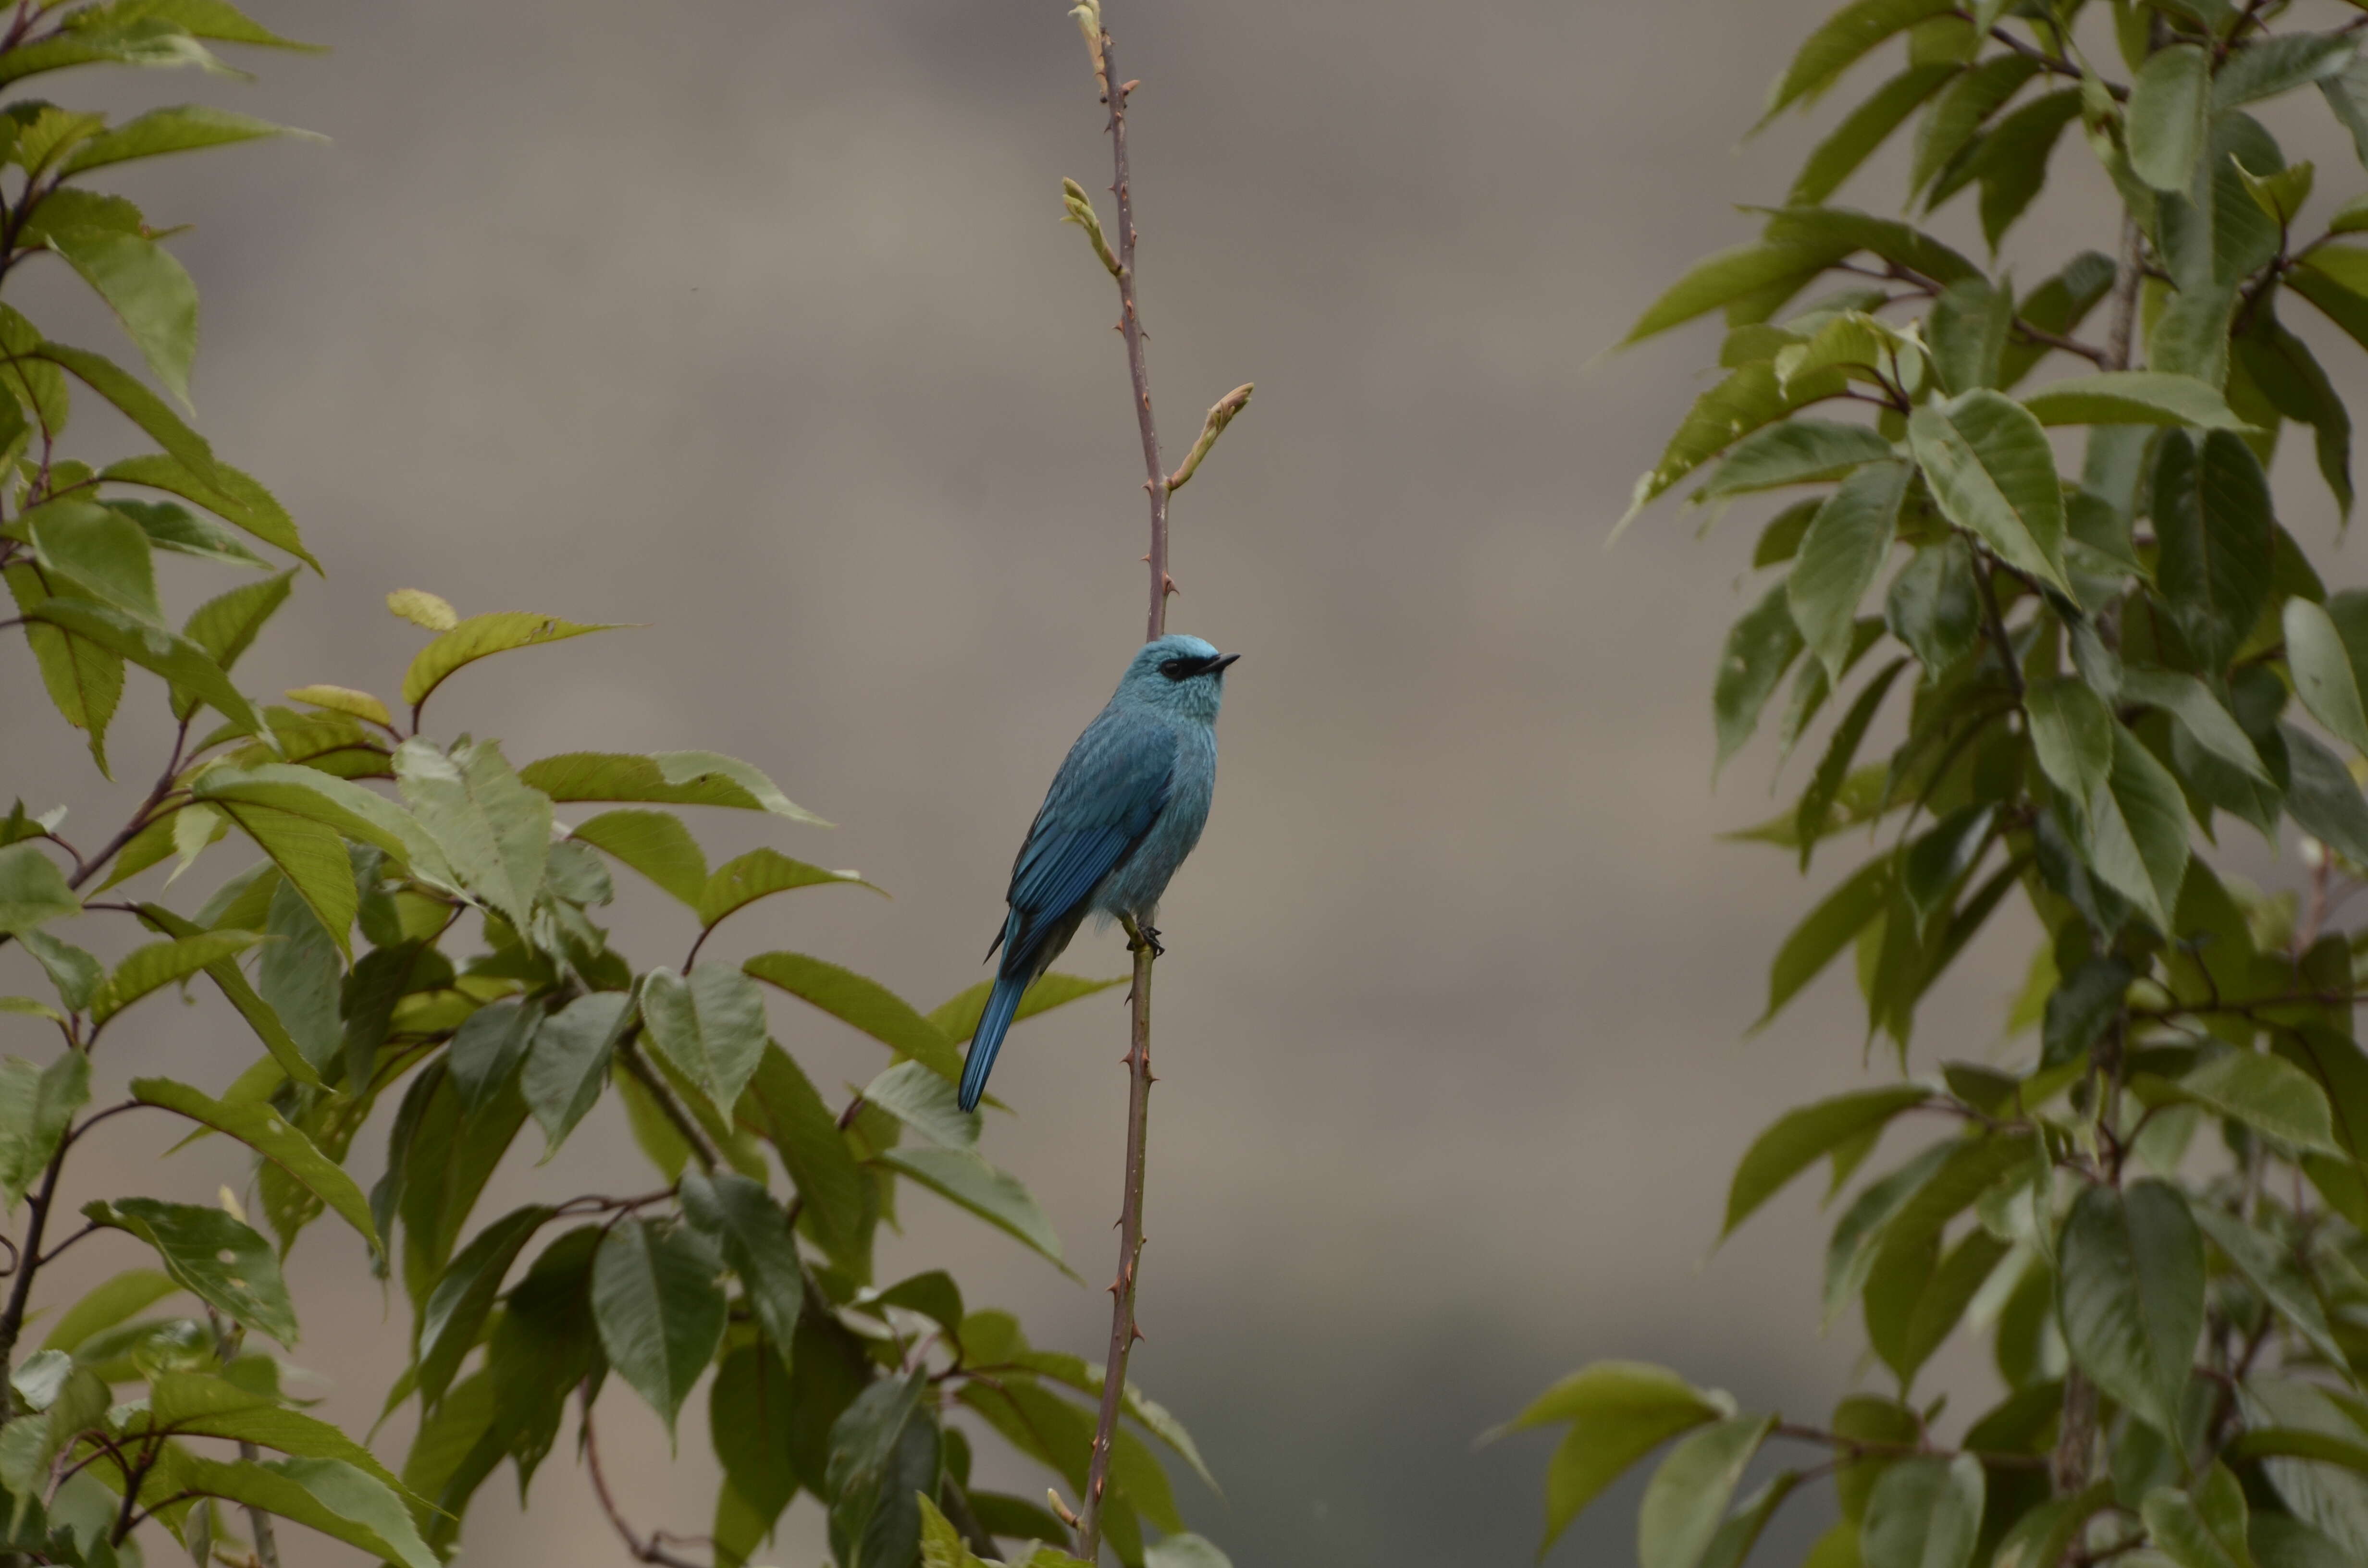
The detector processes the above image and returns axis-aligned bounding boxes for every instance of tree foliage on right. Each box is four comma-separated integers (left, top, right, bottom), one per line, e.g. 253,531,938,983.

1514,3,2368,1566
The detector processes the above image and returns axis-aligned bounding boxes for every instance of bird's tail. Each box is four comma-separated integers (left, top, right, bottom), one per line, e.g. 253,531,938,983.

959,971,1029,1113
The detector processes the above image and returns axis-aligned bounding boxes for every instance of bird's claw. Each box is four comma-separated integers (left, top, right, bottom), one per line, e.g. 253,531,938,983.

1137,923,1165,958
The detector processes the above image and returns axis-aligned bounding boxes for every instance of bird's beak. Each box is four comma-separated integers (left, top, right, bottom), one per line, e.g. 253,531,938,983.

1207,652,1241,675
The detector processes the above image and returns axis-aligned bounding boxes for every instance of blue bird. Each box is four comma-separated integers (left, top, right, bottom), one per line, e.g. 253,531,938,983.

960,634,1238,1112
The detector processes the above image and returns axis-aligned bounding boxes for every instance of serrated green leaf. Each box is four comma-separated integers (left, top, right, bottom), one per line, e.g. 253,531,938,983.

2154,429,2273,675
45,230,198,404
399,611,625,715
2058,1178,2202,1437
2129,43,2209,191
128,1077,376,1250
1908,389,2069,591
882,1145,1068,1274
1638,1413,1775,1568
85,1196,296,1344
1790,460,1907,682
641,963,768,1111
744,951,964,1082
592,1218,726,1436
91,931,256,1024
2019,371,2250,430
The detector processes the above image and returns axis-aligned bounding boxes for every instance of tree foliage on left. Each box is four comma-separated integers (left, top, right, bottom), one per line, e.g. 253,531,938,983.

0,9,1228,1567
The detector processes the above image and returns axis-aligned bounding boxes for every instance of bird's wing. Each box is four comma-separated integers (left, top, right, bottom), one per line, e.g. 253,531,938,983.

1001,706,1174,968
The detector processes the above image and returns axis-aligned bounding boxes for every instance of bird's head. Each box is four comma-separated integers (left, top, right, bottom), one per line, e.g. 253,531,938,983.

1114,633,1238,720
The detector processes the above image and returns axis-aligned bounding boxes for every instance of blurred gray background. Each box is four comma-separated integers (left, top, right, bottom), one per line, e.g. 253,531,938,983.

5,1,2365,1563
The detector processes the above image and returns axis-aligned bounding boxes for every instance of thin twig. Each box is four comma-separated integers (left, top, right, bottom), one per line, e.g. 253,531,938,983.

0,1138,69,1416
1080,931,1157,1561
580,1384,704,1568
614,1031,720,1172
2009,321,2110,368
2104,213,2145,374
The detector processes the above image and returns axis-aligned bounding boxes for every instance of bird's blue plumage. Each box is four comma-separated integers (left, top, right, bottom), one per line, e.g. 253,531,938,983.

959,634,1233,1112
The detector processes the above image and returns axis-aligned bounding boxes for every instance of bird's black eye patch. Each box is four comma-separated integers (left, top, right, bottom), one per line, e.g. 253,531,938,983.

1158,657,1198,681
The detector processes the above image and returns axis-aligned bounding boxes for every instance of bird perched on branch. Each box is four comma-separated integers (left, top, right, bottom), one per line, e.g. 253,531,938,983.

960,633,1238,1112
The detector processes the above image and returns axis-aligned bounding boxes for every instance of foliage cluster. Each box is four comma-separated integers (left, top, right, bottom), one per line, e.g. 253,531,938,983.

0,7,1225,1567
1512,2,2368,1566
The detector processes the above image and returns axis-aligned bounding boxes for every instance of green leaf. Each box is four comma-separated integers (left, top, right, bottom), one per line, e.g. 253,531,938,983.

1759,206,1981,287
2235,318,2352,520
2215,33,2357,110
45,230,197,404
173,1455,435,1568
517,749,826,824
1723,1087,1932,1238
7,564,124,772
90,931,256,1024
2025,678,2114,809
1637,1413,1775,1568
2084,723,2194,930
0,843,77,936
2286,597,2368,756
26,498,161,620
826,1370,939,1568
568,808,706,906
211,801,355,960
2188,1206,2346,1369
128,1077,377,1250
2058,1178,2203,1437
144,1373,409,1496
1992,1481,2113,1568
640,964,769,1111
882,1145,1069,1273
445,996,536,1117
862,1059,979,1149
2019,371,2250,430
1790,461,1907,682
711,1336,797,1555
100,451,315,571
1926,277,2011,393
414,1203,551,1409
62,103,306,176
2119,669,2271,783
177,570,294,715
678,1169,803,1355
136,900,320,1088
591,1218,727,1436
40,1267,180,1353
2139,1052,2343,1156
695,847,873,928
1622,362,1853,527
521,992,632,1154
1714,580,1804,772
22,594,263,736
1901,804,1993,935
2045,956,2133,1069
84,1196,297,1344
1968,89,2081,251
1762,0,1957,124
1701,421,1894,500
2282,724,2368,863
1911,54,2038,199
1867,1225,2010,1384
1623,241,1847,346
743,951,964,1082
2154,429,2273,675
0,1050,87,1209
1791,63,1958,204
738,1043,868,1262
1908,389,2069,591
2128,43,2209,191
1862,1455,1983,1568
399,611,626,715
1761,851,1892,1025
393,738,549,932
2143,1463,2255,1568
928,971,1126,1043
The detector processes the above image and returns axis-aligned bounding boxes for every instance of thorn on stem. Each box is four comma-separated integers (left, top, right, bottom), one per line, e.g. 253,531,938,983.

1119,78,1140,95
